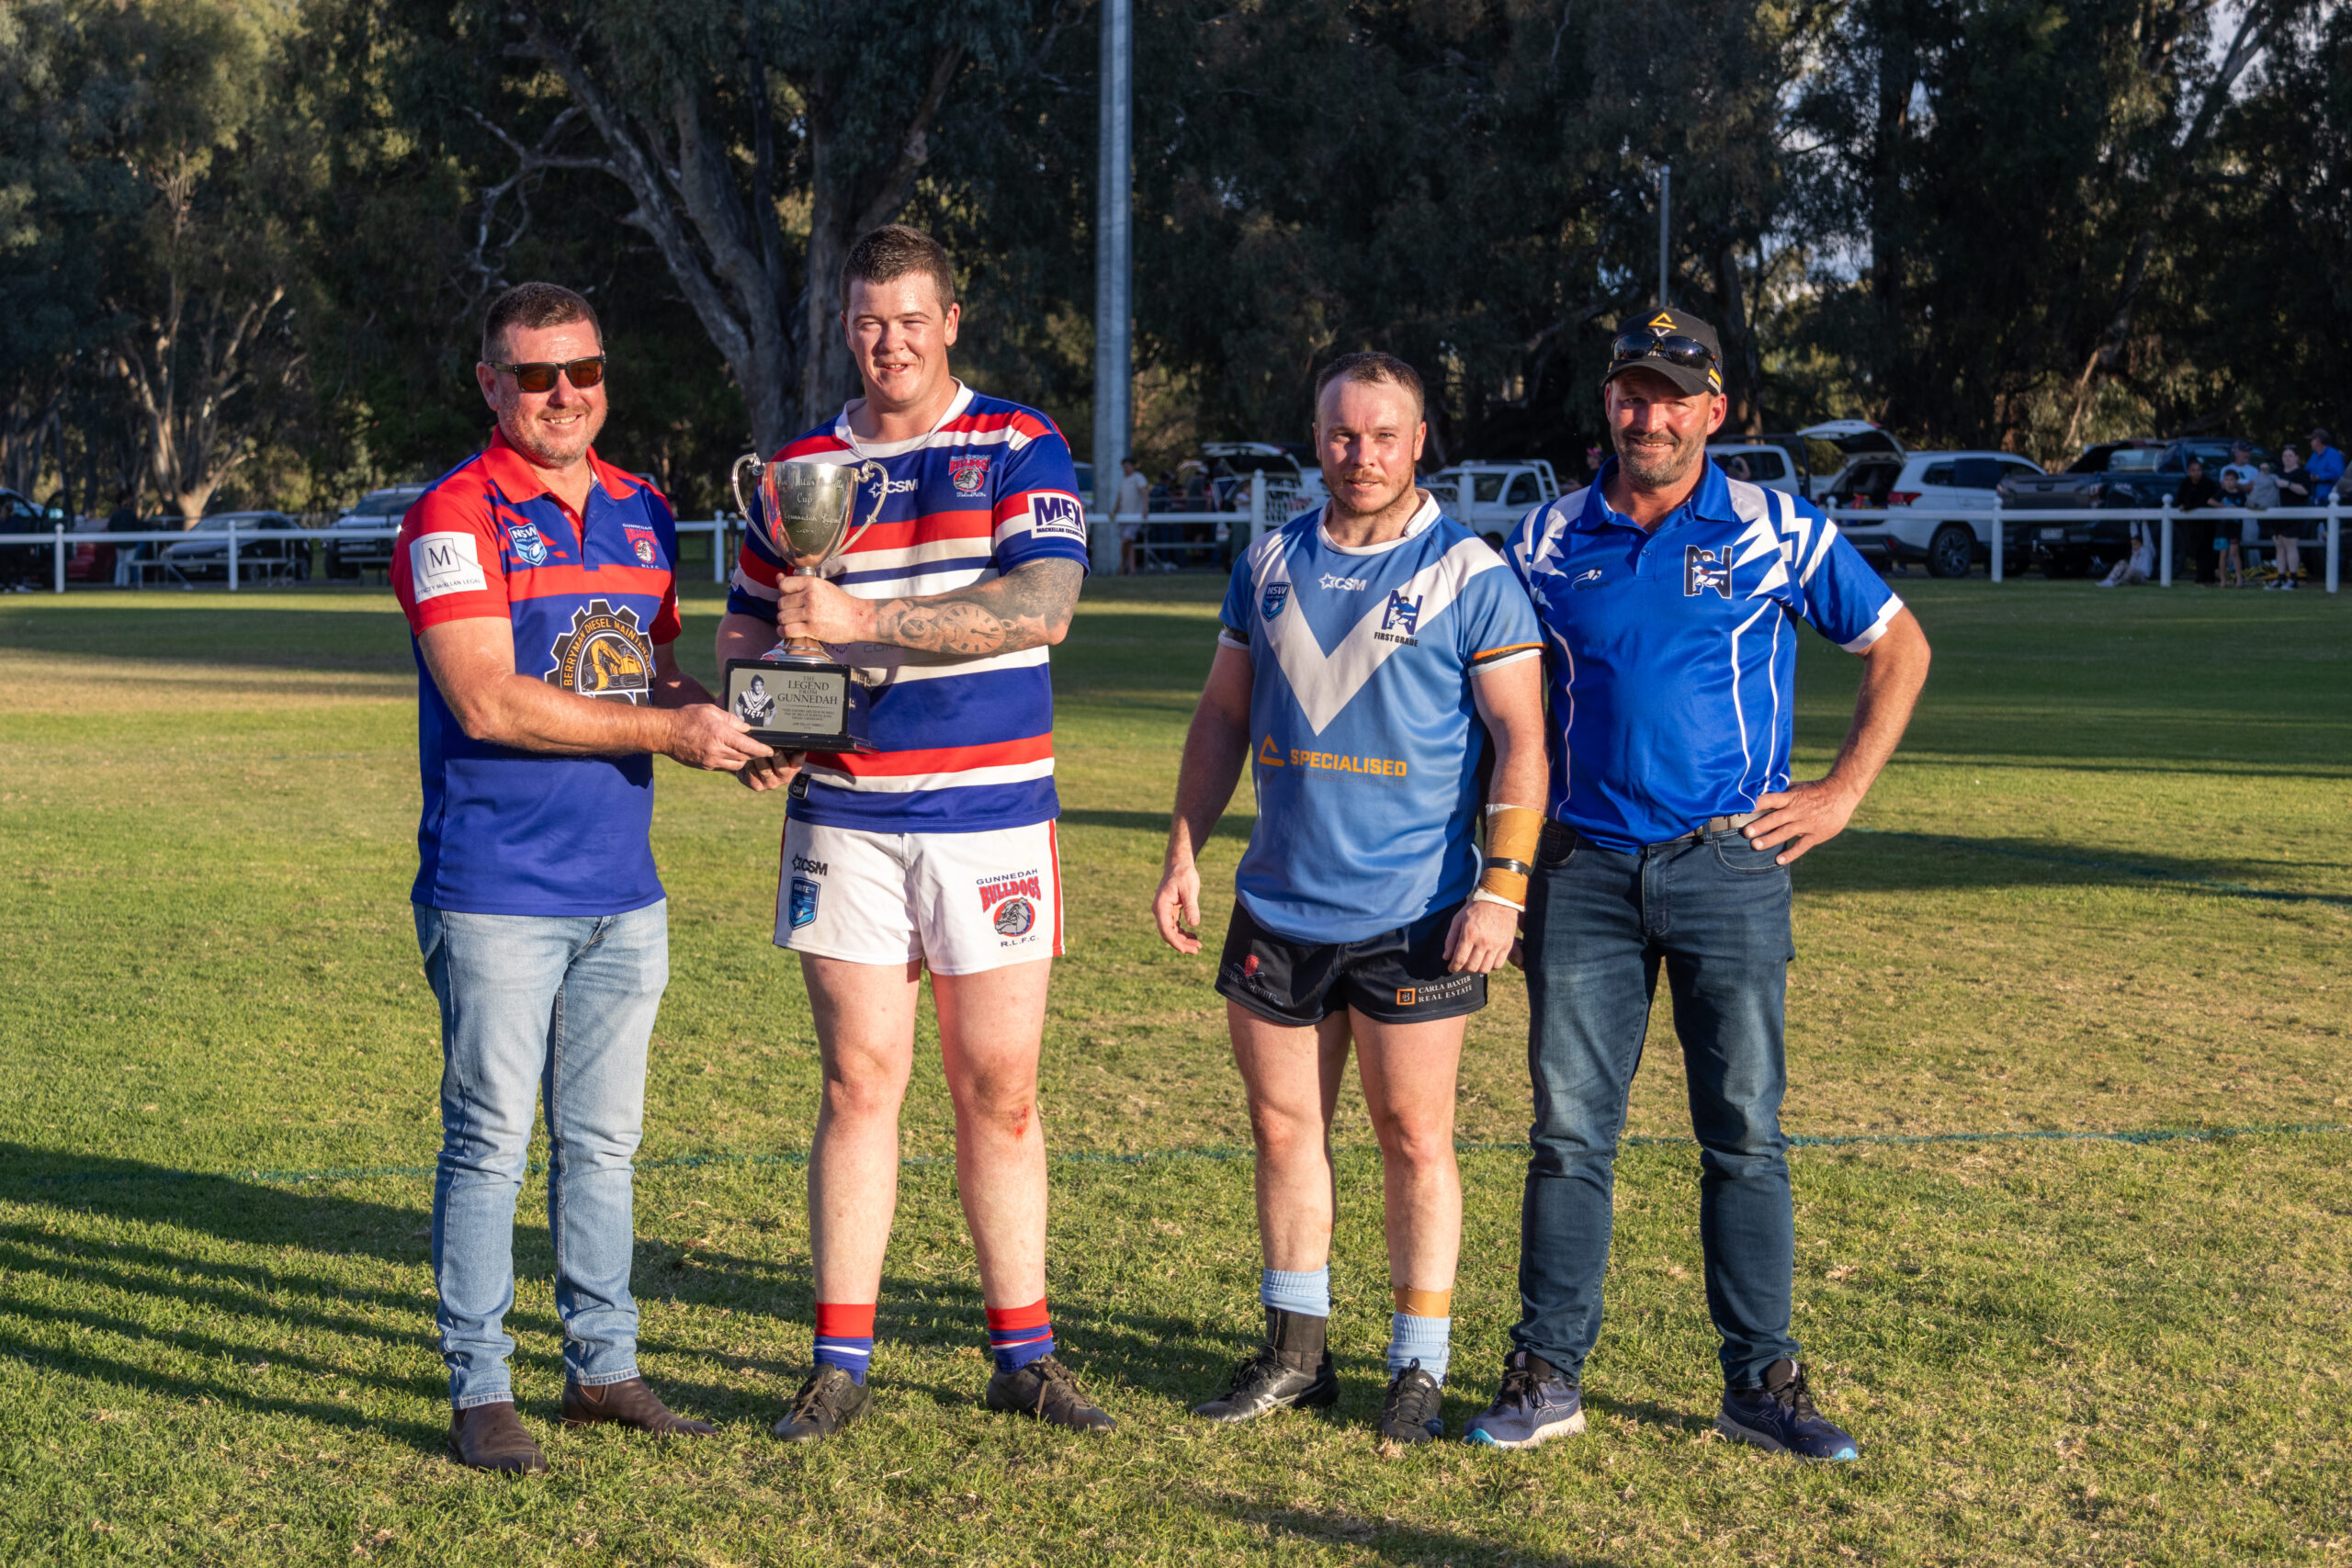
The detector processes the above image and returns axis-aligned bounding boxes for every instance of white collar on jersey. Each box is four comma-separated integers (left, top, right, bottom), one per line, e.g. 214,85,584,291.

832,380,975,458
1317,491,1442,556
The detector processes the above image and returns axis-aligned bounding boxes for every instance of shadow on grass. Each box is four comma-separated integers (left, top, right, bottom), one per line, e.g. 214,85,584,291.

1798,828,2352,906
1216,1499,1600,1566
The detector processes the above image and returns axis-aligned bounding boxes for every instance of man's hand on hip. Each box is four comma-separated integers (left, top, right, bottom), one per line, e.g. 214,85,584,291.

775,574,875,647
1744,777,1861,864
1445,897,1520,974
662,705,774,772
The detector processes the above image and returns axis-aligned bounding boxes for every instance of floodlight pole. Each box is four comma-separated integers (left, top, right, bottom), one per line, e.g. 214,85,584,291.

1658,164,1671,308
1091,0,1133,573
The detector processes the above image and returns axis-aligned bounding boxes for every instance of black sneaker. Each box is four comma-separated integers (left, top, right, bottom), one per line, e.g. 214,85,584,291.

1715,1359,1859,1461
1193,1346,1340,1422
772,1365,871,1443
984,1354,1115,1432
1376,1361,1445,1445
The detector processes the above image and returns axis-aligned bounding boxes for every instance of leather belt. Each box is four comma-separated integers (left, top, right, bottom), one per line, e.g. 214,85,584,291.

1676,812,1756,842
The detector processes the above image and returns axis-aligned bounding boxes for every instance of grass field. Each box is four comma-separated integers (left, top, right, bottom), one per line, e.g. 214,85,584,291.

1,574,2348,1565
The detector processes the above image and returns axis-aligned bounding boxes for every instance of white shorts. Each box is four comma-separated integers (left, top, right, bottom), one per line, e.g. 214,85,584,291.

774,817,1064,974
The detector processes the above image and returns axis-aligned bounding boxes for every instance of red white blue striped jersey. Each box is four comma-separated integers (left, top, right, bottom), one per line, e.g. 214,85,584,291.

727,384,1091,832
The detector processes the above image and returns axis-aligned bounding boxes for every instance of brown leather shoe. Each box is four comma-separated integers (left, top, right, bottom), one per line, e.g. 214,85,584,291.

447,1401,547,1473
560,1376,718,1436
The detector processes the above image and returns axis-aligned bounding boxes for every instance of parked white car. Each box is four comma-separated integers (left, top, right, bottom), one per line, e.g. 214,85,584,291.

1430,460,1559,546
1851,452,2048,577
1710,421,1911,556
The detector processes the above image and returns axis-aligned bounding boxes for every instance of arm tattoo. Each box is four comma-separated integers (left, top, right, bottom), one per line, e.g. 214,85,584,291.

870,558,1083,656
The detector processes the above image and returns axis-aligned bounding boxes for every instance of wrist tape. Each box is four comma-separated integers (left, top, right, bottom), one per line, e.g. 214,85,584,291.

1478,804,1544,909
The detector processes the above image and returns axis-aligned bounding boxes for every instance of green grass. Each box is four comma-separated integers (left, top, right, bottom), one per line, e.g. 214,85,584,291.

1,577,2347,1565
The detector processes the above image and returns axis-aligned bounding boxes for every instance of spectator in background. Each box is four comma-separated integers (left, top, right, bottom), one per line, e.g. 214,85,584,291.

2175,457,2221,585
2269,446,2313,590
2215,468,2249,587
107,488,142,587
2246,462,2282,586
2307,428,2345,502
2098,519,2155,586
2220,442,2259,491
1114,455,1150,576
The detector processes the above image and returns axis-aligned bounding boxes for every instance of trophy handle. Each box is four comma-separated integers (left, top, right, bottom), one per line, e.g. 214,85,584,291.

841,459,892,556
729,452,763,523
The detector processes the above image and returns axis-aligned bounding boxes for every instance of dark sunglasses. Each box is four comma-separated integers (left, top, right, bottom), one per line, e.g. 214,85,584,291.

1609,330,1717,373
486,355,607,394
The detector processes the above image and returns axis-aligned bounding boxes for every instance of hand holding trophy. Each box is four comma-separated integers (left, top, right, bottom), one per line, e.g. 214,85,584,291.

721,455,887,752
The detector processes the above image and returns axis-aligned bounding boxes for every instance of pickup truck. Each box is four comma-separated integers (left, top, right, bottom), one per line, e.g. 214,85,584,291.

1430,460,1560,547
1998,437,2267,576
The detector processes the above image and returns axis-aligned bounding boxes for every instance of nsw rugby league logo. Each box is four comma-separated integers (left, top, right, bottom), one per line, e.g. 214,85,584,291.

1261,581,1291,620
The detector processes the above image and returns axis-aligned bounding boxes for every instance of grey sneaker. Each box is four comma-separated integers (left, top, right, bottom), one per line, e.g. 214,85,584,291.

1193,1346,1339,1422
1463,1350,1585,1450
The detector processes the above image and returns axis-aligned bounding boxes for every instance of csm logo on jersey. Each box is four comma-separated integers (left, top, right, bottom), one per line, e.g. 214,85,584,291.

1029,493,1087,541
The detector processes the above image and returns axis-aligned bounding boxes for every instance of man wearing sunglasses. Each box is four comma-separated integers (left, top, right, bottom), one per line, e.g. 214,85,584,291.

393,280,772,1472
1463,308,1930,1461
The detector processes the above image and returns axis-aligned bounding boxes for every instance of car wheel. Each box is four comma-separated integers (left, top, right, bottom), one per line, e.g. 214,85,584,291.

1926,524,1974,579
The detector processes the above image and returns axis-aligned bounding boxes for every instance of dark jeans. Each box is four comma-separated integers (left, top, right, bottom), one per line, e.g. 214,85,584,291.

1510,821,1800,1388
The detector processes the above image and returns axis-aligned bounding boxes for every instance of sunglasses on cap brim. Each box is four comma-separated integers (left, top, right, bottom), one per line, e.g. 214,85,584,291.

1609,330,1717,375
486,355,607,394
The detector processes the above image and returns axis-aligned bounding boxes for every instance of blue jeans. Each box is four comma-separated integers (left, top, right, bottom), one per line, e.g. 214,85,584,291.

1510,823,1800,1388
416,902,666,1409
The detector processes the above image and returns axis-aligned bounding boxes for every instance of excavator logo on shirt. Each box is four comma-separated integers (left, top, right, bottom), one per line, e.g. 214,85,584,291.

546,599,653,705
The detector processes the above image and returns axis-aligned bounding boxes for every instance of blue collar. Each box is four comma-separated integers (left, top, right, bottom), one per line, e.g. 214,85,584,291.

1575,455,1740,533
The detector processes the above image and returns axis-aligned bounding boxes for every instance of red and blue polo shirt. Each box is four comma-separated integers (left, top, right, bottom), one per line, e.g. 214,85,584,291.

392,430,684,916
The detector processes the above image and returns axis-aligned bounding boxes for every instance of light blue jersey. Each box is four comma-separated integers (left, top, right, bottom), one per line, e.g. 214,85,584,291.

1217,498,1543,944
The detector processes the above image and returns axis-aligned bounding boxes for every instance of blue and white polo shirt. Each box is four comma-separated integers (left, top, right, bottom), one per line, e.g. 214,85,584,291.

1505,458,1904,852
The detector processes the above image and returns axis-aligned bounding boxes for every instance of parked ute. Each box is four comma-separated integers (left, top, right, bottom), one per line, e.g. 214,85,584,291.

1430,460,1559,547
327,485,428,581
159,511,311,581
1707,442,1804,494
1998,437,2270,577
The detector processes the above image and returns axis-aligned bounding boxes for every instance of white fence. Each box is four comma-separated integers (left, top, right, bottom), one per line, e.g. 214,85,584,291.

1819,500,2343,591
0,519,740,594
4,491,2340,593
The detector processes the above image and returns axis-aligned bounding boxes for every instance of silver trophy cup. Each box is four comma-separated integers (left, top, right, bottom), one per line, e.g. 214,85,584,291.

719,455,888,752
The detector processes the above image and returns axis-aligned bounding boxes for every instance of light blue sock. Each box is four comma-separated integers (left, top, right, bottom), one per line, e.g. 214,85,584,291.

1260,1266,1331,1319
1387,1312,1452,1383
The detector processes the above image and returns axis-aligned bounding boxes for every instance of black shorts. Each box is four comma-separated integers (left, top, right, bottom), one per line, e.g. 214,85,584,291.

1214,899,1487,1028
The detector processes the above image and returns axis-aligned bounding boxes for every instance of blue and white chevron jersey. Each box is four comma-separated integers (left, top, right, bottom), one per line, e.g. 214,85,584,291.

1506,459,1904,852
1217,498,1543,945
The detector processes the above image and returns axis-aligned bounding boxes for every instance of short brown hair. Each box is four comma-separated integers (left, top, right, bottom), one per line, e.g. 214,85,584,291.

481,281,600,362
841,224,956,312
1314,351,1426,423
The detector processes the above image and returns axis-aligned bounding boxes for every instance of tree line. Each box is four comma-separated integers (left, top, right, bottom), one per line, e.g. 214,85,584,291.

3,0,2346,520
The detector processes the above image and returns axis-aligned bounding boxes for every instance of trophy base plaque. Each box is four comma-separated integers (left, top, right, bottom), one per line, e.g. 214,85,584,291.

723,654,874,753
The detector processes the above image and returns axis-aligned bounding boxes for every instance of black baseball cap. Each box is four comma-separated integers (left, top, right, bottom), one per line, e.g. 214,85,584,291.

1603,307,1724,398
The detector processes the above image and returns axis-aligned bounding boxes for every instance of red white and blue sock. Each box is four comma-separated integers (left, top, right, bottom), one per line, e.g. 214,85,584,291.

813,1303,875,1385
985,1297,1055,1372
